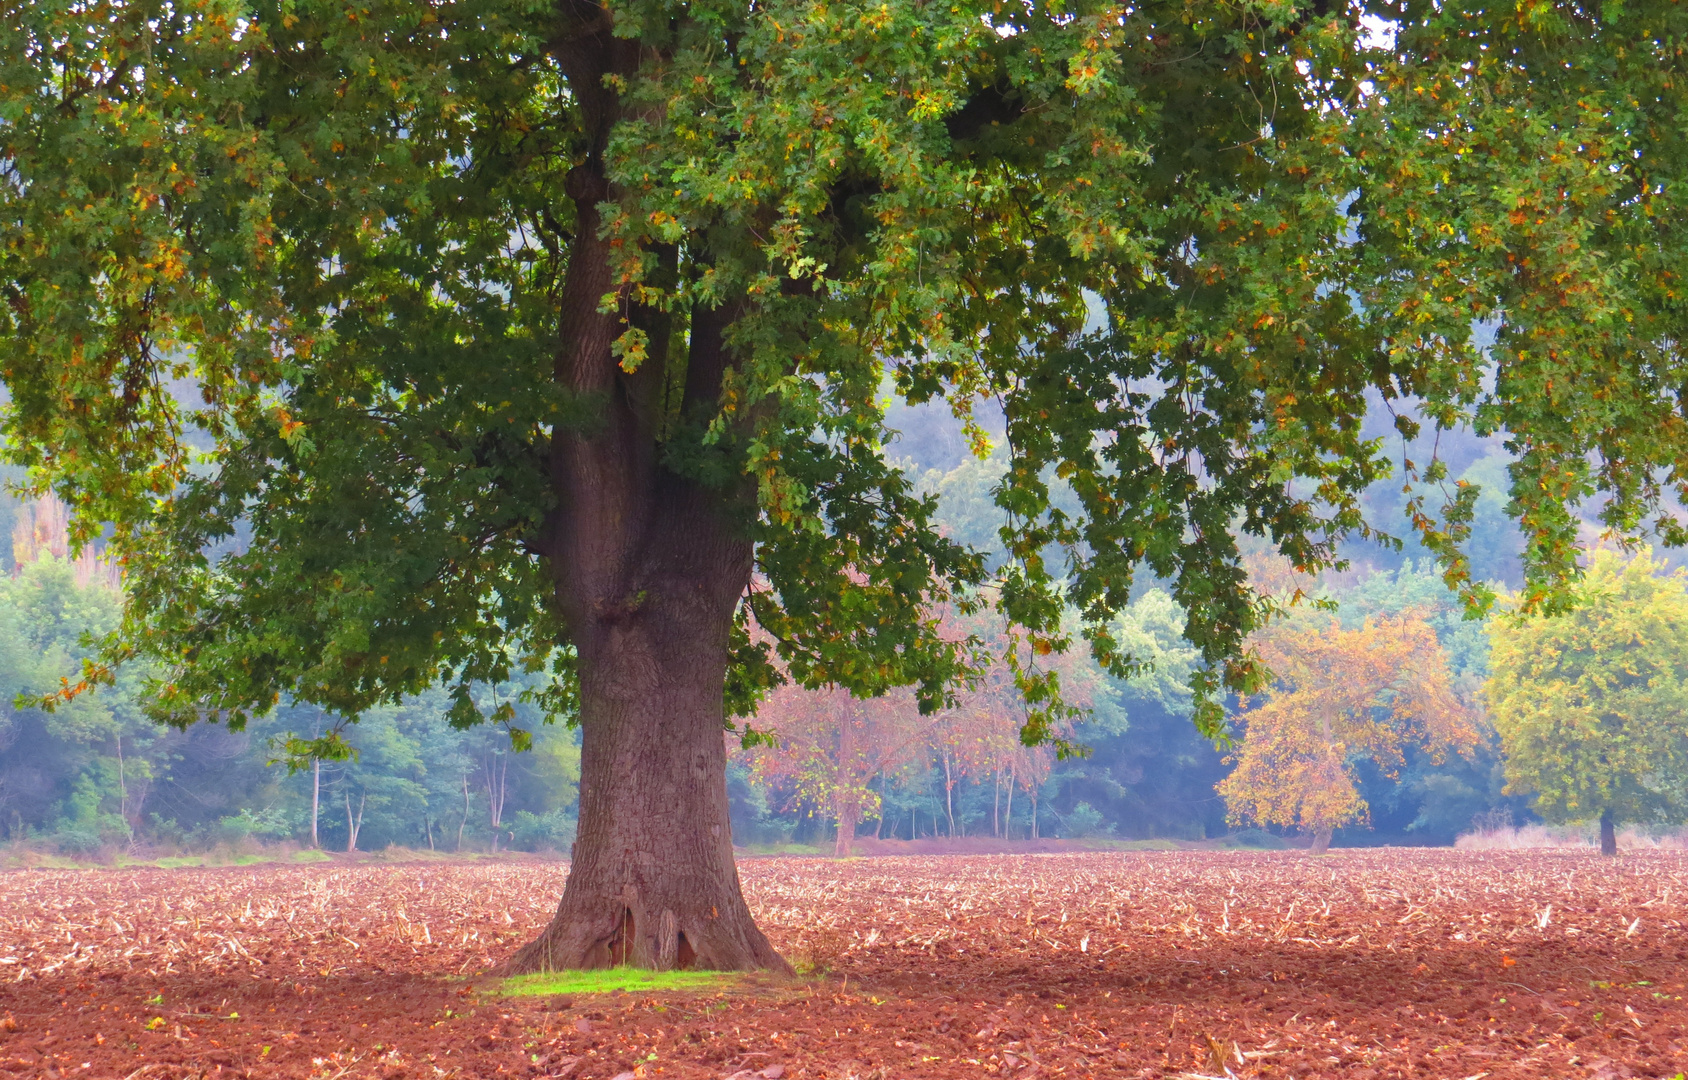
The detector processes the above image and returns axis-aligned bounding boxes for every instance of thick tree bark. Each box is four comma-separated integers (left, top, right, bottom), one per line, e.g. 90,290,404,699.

1600,809,1618,856
501,3,787,973
502,591,787,971
1308,824,1333,855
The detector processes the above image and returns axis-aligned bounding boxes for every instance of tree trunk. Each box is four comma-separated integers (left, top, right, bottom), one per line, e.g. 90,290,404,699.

310,758,320,848
1005,763,1016,840
942,752,956,837
114,735,128,837
834,800,860,858
1600,809,1618,856
1309,823,1333,855
501,596,787,973
458,773,470,852
345,791,365,853
993,768,1001,838
501,8,786,974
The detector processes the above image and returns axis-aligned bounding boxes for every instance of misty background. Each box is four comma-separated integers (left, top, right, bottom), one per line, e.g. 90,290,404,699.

0,398,1645,857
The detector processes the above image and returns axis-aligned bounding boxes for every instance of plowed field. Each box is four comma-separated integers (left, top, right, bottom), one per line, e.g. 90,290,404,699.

0,850,1684,1079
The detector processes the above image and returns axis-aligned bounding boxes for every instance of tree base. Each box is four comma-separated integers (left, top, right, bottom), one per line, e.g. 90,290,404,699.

1599,810,1618,857
499,876,791,974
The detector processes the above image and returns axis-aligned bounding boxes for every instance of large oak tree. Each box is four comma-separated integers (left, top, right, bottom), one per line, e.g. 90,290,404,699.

2,0,1684,969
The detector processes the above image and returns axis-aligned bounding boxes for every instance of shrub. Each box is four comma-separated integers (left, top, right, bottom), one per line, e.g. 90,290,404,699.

1061,802,1113,839
216,807,296,844
52,826,105,856
508,809,576,852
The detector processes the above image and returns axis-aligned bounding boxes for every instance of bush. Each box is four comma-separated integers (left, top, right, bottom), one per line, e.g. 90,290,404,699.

216,807,296,844
52,826,105,856
147,814,186,848
1061,802,1113,839
509,808,576,852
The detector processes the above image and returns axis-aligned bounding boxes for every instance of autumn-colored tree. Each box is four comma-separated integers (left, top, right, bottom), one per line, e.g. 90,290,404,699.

1487,549,1688,856
12,496,121,592
747,683,936,856
1219,616,1479,853
937,610,1100,840
749,608,1098,850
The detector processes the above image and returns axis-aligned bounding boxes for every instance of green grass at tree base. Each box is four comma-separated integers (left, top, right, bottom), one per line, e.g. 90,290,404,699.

499,968,748,997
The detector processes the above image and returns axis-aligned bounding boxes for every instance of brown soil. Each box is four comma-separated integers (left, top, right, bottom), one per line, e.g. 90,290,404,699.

0,850,1683,1079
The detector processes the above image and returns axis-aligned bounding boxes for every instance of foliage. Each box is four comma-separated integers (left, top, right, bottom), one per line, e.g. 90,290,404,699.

747,682,933,853
0,473,1528,852
1219,614,1480,843
1487,549,1688,830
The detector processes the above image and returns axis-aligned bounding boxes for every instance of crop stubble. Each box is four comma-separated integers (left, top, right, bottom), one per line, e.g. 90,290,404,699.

0,850,1682,1079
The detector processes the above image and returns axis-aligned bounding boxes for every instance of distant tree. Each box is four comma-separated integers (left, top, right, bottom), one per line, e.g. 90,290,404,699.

937,609,1100,840
748,684,932,856
1487,549,1688,855
1219,615,1479,853
749,608,1096,850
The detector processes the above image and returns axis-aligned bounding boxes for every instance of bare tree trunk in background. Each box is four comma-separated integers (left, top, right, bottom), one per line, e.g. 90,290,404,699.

485,751,509,854
345,791,366,852
992,768,1001,838
1600,809,1618,856
1030,788,1039,840
942,753,956,837
425,816,434,851
114,735,125,823
1309,712,1337,856
1005,762,1016,840
457,774,470,852
114,735,135,848
311,758,321,848
834,800,859,857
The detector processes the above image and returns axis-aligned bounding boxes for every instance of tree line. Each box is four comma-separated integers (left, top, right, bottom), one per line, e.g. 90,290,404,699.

7,477,1683,859
0,494,581,856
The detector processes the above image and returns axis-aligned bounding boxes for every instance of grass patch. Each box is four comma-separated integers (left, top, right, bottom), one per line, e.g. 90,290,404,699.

500,968,746,998
292,849,333,863
734,842,830,857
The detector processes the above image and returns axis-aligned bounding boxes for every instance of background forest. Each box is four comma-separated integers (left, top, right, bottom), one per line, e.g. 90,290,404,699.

0,403,1656,857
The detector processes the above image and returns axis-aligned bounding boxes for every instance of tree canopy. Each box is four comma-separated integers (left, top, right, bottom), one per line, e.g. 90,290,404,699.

1487,548,1688,852
3,0,1683,731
